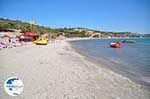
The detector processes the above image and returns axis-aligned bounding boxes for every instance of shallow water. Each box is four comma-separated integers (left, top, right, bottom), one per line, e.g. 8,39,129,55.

70,38,150,87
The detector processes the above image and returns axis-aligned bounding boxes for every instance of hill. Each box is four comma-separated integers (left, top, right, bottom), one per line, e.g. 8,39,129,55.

0,18,146,38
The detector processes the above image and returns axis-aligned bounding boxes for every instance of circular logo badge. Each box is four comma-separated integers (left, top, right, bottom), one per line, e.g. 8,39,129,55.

4,77,24,96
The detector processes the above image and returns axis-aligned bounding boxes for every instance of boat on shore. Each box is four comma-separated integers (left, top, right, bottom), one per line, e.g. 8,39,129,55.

122,40,136,43
34,38,48,45
110,41,121,48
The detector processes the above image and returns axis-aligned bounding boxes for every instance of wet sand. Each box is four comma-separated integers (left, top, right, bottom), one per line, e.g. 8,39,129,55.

0,40,149,99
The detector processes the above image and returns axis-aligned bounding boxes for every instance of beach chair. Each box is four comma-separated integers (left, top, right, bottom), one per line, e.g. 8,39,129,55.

0,42,7,48
12,42,22,47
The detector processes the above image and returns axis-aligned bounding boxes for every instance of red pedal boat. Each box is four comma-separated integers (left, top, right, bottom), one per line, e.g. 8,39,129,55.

110,41,121,48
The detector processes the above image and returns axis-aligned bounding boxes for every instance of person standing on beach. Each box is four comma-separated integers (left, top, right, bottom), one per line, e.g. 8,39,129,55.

9,38,11,43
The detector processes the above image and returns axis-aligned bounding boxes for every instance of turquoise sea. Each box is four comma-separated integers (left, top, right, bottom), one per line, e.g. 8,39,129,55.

70,38,150,88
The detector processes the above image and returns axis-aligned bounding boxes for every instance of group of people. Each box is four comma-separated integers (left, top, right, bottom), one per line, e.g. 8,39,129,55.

0,38,24,50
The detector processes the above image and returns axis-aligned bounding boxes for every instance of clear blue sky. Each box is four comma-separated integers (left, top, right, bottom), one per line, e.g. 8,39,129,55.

0,0,149,33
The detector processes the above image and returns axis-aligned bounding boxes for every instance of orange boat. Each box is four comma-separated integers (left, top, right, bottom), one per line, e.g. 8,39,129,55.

110,41,121,48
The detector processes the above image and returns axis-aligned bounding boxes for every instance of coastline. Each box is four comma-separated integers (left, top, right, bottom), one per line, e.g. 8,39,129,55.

64,37,147,42
68,39,150,89
0,40,149,99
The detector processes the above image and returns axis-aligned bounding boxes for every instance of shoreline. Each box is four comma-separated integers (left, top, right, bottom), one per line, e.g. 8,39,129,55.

67,37,150,89
0,40,149,99
64,37,149,42
69,42,150,89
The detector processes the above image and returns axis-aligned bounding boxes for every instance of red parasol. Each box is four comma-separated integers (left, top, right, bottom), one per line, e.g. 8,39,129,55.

3,34,10,38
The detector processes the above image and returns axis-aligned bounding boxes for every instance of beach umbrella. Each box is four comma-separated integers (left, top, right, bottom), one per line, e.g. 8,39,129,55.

16,33,23,38
3,34,10,38
20,35,25,39
10,34,17,38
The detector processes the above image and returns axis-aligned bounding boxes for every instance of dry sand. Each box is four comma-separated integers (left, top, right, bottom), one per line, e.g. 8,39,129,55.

0,40,149,99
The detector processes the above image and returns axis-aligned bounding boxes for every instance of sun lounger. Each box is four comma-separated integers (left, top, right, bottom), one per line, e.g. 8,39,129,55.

12,42,22,47
0,42,7,48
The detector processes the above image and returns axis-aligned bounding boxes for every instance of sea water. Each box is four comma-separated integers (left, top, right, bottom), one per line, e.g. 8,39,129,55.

70,38,150,88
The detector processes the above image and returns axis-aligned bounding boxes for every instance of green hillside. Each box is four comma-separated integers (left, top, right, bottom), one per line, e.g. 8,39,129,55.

0,18,145,37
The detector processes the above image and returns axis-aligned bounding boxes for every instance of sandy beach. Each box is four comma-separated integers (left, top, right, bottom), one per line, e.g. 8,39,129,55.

0,40,149,99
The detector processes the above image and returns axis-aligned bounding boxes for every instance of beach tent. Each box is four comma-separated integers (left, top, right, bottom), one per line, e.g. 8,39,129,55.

0,32,17,38
17,32,39,42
